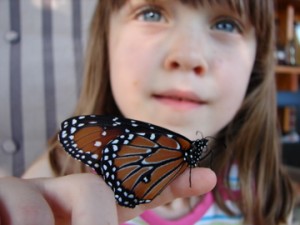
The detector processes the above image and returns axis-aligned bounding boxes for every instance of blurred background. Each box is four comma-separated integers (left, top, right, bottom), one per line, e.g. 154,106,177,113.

0,0,299,223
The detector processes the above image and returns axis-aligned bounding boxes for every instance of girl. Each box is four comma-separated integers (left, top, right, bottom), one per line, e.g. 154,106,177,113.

24,0,295,224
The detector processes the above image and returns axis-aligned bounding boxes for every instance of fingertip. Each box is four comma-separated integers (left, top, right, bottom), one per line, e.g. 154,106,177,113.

171,167,217,196
196,168,217,192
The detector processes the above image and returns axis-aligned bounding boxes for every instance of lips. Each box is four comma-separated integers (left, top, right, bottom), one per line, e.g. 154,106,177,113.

153,90,206,110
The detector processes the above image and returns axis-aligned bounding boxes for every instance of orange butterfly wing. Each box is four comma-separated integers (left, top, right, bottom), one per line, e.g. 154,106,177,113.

59,115,211,208
101,132,192,207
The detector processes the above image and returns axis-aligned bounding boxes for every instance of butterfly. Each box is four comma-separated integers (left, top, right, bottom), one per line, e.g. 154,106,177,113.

58,115,213,208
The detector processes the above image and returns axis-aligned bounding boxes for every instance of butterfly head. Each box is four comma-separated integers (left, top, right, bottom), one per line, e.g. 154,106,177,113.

184,138,209,167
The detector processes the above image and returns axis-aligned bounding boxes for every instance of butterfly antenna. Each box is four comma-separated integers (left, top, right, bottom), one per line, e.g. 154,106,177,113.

196,130,204,138
209,150,214,169
206,136,227,149
189,166,192,188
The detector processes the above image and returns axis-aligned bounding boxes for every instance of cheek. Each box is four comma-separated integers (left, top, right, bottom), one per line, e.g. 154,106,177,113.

109,44,149,92
109,44,155,111
109,46,139,106
214,56,252,114
110,66,146,118
223,83,248,111
111,75,139,101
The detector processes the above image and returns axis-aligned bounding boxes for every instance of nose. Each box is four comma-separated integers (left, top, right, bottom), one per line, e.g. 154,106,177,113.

164,29,208,76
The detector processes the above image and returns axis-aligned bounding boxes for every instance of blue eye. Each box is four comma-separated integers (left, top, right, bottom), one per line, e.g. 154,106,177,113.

213,20,241,33
137,8,164,22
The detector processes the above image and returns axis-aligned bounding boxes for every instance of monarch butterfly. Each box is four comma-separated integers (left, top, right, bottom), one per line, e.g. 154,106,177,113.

58,115,213,208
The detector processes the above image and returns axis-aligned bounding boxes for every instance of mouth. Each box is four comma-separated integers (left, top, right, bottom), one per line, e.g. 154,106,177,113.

152,90,206,110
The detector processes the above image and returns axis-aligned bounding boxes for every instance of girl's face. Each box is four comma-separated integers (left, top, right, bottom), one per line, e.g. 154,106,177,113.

109,0,256,139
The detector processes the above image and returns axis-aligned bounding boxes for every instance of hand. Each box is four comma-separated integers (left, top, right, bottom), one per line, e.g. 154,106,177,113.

0,168,216,225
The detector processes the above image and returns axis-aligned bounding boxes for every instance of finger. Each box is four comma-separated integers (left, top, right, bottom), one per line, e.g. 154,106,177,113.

33,174,119,225
0,177,54,225
118,167,216,223
70,174,119,225
29,168,215,225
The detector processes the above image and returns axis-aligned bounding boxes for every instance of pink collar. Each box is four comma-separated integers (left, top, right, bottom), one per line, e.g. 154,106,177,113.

140,192,214,225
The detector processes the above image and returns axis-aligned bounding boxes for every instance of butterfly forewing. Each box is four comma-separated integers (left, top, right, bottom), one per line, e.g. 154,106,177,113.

59,116,127,173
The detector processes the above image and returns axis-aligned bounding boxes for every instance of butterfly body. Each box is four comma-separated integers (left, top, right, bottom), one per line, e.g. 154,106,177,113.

59,115,211,208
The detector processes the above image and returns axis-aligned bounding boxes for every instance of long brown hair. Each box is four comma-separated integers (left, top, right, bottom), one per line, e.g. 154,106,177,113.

49,0,295,224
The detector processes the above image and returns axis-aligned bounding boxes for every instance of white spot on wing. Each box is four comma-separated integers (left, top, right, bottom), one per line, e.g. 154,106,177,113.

62,131,67,138
71,127,77,134
94,141,102,147
92,154,99,159
150,134,156,140
128,134,134,140
112,140,119,144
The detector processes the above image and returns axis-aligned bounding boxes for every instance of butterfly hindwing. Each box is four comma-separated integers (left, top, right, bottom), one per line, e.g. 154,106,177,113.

101,132,190,207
